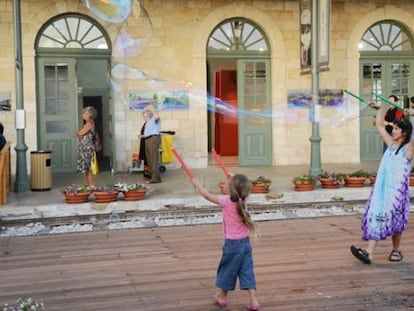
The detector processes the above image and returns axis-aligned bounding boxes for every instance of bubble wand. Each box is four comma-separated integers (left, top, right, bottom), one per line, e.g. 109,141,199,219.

371,92,404,111
344,89,371,105
211,148,231,179
172,148,194,179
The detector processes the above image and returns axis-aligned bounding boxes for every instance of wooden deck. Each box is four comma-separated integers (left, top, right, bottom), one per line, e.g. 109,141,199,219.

1,215,414,310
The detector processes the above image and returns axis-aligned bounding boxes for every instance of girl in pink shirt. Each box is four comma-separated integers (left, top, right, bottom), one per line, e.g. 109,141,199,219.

191,174,260,310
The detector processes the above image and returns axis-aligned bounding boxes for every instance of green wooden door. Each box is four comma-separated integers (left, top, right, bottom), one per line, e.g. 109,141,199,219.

37,58,78,173
237,59,272,166
360,59,412,161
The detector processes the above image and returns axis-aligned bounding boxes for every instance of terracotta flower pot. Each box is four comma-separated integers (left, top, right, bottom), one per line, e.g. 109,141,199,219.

251,183,270,193
93,191,119,203
319,178,340,189
369,176,376,186
344,177,367,187
63,192,90,204
293,182,314,191
122,189,148,201
410,176,414,187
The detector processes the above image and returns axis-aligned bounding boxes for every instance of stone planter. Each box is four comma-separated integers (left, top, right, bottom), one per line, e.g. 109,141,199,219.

63,192,90,204
93,191,119,203
122,189,148,201
344,177,367,187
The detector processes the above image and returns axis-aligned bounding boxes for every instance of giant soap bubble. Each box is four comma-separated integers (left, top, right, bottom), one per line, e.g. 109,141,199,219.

83,0,367,128
82,0,132,23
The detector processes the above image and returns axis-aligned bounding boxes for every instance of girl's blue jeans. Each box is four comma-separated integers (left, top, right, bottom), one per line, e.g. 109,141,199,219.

216,237,257,291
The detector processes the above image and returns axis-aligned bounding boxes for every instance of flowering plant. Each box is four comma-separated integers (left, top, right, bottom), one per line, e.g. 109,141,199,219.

318,171,345,182
2,297,44,311
347,169,370,178
59,184,89,195
293,174,315,184
94,184,118,193
250,176,272,185
114,182,148,192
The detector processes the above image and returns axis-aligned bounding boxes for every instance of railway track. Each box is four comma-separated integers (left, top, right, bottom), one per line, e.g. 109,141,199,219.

0,200,367,237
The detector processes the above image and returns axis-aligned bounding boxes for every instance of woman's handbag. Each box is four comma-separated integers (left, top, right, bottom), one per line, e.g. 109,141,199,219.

91,151,99,175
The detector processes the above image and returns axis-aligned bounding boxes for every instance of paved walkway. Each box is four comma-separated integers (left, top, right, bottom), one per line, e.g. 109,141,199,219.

0,162,383,224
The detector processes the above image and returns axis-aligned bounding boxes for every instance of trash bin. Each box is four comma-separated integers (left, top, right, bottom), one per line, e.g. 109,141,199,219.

30,150,52,191
160,131,175,172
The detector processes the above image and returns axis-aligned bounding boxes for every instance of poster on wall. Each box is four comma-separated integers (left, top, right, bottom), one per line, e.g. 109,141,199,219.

318,0,331,67
128,90,189,111
288,89,343,109
300,0,331,73
300,0,312,72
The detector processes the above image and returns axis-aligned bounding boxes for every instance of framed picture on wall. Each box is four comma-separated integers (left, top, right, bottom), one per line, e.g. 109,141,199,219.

129,90,189,111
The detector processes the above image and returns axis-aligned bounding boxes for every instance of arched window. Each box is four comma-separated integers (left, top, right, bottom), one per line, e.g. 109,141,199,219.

36,13,110,50
207,18,269,54
359,21,413,52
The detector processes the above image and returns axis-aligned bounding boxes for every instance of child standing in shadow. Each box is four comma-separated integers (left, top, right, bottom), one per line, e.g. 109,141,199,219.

191,174,260,310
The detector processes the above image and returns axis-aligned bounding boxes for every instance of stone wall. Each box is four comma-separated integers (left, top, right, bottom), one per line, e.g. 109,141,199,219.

0,0,414,176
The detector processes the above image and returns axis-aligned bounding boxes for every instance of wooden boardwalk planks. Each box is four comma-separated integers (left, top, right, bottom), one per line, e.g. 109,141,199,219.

1,215,414,310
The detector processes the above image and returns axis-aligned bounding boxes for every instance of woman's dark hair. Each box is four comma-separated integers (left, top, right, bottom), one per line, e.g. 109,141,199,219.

389,94,399,102
0,123,3,135
393,117,412,154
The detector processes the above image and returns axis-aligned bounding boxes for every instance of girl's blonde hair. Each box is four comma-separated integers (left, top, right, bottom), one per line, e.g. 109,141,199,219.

228,174,257,234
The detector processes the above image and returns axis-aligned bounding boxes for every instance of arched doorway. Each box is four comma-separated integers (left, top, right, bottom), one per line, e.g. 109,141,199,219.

207,18,272,166
359,20,414,161
35,13,112,173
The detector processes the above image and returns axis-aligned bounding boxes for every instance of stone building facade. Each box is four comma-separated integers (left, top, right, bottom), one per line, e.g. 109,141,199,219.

1,0,414,176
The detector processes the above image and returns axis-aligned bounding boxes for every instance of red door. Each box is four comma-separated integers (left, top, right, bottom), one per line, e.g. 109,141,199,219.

214,70,238,156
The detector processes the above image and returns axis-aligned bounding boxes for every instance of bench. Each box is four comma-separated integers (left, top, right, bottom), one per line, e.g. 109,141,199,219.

0,141,11,205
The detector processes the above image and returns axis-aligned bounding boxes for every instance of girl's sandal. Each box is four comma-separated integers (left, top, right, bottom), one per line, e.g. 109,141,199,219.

389,250,403,262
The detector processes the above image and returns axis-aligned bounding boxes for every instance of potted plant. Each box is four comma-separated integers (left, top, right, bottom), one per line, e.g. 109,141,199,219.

293,174,315,191
3,297,44,310
409,170,414,187
250,175,272,193
92,184,119,203
59,184,91,203
344,169,369,187
318,171,345,189
368,172,377,185
114,182,149,201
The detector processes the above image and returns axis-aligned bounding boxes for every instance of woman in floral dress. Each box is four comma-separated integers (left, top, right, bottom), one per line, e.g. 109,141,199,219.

351,101,413,264
76,106,97,188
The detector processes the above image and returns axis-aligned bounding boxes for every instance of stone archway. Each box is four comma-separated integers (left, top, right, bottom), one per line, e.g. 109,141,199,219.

191,3,287,165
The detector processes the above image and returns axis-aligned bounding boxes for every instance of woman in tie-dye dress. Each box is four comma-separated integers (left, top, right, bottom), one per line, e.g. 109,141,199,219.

351,101,414,264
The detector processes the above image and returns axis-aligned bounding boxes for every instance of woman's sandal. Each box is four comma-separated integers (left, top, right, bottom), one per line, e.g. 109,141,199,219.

350,245,371,264
389,250,403,262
